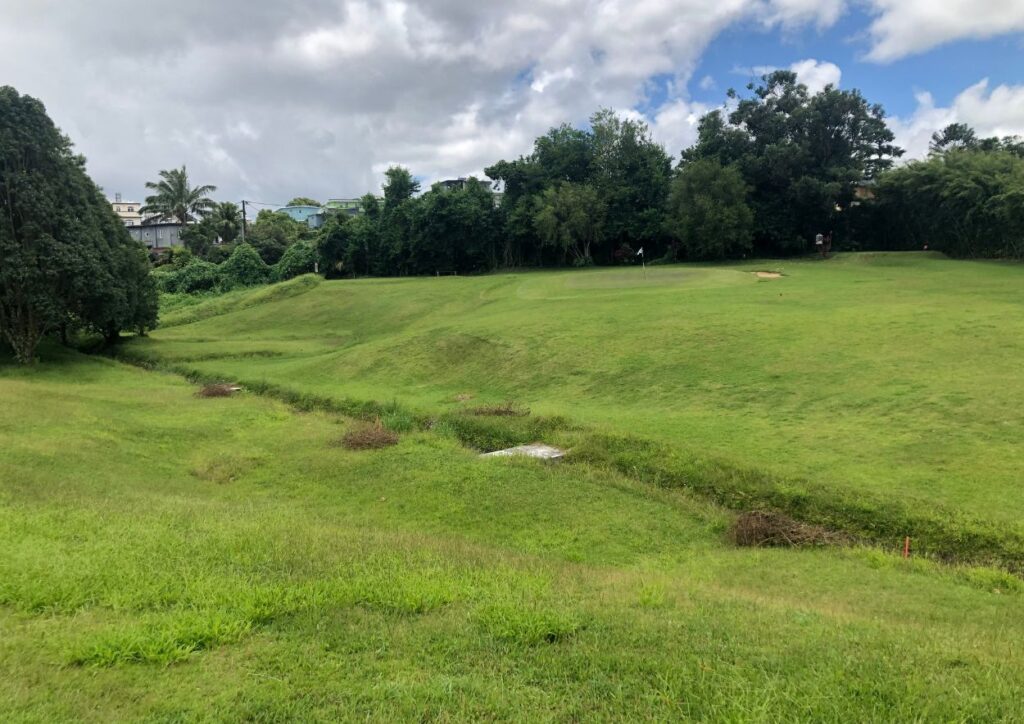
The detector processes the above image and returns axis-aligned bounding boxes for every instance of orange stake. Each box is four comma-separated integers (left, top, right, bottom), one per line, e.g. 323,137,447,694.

903,536,911,559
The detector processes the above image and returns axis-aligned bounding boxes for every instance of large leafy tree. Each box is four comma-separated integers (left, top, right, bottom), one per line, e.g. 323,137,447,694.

534,183,606,266
0,86,156,362
140,165,217,225
682,71,902,255
666,159,753,260
286,197,320,207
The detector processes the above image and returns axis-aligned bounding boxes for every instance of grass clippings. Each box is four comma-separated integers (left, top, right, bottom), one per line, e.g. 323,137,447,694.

730,510,836,548
339,420,400,450
197,383,241,398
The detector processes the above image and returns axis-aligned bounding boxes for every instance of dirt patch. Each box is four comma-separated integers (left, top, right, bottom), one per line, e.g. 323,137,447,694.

753,271,782,279
337,421,400,451
196,383,242,398
453,393,475,402
730,510,838,548
467,401,530,417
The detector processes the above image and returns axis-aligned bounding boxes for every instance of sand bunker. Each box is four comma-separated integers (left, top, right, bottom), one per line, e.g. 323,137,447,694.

754,271,782,279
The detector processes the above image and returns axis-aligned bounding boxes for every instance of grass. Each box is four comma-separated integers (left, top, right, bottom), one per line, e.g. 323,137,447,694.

120,253,1024,565
3,349,1024,719
3,252,1024,719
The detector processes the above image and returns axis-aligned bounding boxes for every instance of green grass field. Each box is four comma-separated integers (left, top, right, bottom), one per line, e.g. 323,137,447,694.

125,253,1024,561
4,252,1024,720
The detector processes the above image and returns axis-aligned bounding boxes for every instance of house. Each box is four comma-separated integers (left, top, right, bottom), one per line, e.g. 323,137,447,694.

275,205,326,229
323,198,367,216
127,220,186,250
110,193,143,226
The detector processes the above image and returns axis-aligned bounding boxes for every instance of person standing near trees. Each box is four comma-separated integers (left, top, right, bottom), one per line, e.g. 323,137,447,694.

815,232,825,258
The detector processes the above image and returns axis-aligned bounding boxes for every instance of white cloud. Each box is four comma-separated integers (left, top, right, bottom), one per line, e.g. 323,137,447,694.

864,0,1024,62
732,58,841,93
0,0,852,201
789,58,841,93
889,79,1024,158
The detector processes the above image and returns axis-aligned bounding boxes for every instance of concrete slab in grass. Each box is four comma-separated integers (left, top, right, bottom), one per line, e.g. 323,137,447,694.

480,443,566,461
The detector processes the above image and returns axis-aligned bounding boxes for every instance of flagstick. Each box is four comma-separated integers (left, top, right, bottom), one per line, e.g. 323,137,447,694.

642,256,646,280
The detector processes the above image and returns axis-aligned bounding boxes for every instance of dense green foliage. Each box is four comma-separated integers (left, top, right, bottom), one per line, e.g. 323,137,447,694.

682,71,901,255
273,239,317,281
861,144,1024,258
665,159,754,260
4,348,1024,719
0,86,156,361
245,208,315,265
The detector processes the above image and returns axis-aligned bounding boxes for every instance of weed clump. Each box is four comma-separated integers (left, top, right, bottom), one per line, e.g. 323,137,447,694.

731,510,835,548
197,383,240,398
468,401,530,417
339,420,399,450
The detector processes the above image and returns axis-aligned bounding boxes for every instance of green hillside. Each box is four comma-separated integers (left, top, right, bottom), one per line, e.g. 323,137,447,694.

127,254,1024,548
3,351,1024,720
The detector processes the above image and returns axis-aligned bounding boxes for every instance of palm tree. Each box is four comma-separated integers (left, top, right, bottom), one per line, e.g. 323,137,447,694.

140,166,217,225
209,201,242,243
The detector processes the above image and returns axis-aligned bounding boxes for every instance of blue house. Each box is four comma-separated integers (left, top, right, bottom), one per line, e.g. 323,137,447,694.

276,205,326,229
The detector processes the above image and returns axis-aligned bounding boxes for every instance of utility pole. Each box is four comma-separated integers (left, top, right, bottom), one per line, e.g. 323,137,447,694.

240,200,247,244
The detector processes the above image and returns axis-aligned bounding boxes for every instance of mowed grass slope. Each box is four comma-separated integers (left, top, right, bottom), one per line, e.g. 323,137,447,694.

2,352,1024,720
130,253,1024,529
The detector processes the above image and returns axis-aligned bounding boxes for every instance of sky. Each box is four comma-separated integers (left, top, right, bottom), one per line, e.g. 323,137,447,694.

1,0,1023,205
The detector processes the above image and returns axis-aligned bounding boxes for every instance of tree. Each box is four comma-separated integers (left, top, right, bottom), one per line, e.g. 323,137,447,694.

589,109,672,256
286,197,320,207
681,71,903,255
274,240,317,281
140,166,216,225
382,166,420,210
407,179,498,273
219,243,271,288
209,201,241,244
930,123,978,155
0,86,157,362
246,209,313,265
534,183,605,266
666,159,754,259
866,149,1024,258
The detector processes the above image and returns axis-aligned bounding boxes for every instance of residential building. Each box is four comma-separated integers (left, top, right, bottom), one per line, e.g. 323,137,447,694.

324,198,367,216
276,204,326,229
110,193,143,226
128,220,186,250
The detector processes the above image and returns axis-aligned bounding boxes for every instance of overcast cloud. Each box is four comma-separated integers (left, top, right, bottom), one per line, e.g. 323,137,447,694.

1,1,1022,203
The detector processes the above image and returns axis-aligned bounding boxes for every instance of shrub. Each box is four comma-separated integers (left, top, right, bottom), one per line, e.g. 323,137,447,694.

218,243,270,290
175,259,220,294
274,241,317,282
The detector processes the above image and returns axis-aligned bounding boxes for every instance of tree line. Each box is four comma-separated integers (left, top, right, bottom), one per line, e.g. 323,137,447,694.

161,70,1024,287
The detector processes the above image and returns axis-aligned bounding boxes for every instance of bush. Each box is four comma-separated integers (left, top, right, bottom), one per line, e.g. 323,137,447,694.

174,259,220,294
274,241,317,281
218,243,270,290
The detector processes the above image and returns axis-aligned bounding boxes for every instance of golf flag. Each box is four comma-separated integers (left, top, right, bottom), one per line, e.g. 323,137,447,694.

637,247,644,257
